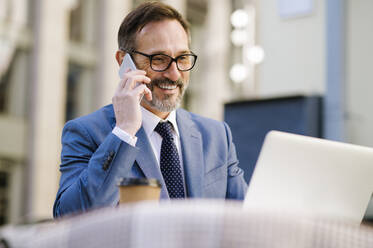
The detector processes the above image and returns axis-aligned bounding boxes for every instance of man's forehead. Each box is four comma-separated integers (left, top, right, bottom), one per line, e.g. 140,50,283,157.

138,19,187,35
135,20,189,52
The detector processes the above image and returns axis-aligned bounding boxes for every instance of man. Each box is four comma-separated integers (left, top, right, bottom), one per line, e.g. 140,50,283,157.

53,1,247,217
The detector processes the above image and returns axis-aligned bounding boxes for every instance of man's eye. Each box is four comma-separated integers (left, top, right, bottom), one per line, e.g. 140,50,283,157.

178,56,188,61
178,55,193,65
152,56,167,63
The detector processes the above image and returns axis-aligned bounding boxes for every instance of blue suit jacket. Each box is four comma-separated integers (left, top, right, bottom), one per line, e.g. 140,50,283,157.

53,105,247,217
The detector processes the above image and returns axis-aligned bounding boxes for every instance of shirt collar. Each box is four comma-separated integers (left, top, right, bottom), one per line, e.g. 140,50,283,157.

141,106,179,137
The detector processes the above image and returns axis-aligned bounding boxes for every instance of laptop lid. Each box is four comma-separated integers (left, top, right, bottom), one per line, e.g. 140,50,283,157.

244,131,373,223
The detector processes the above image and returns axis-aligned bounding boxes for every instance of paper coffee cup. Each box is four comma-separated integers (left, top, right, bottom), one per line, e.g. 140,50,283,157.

118,178,161,204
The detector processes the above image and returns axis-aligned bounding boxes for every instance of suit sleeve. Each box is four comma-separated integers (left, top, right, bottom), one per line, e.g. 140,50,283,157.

223,122,248,200
53,120,139,217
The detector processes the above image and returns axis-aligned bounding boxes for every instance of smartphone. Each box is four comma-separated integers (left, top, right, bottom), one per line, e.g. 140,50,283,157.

118,53,137,79
118,53,144,101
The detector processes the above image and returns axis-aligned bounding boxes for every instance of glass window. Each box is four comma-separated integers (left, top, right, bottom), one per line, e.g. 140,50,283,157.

0,171,9,226
69,0,83,42
0,55,14,114
0,79,9,113
66,63,85,121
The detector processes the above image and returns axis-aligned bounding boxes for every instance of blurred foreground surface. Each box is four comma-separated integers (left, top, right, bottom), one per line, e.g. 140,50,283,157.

0,200,372,248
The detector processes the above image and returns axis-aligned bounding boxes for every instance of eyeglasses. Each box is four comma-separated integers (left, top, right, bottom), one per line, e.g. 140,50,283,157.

124,50,197,72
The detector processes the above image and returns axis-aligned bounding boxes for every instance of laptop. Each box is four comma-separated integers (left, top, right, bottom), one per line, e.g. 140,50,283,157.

244,131,373,224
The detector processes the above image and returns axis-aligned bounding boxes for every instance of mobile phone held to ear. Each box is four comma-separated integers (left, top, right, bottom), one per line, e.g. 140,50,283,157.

118,53,144,101
118,53,137,79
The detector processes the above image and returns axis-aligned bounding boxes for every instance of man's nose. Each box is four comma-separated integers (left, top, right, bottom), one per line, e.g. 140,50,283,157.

163,61,181,82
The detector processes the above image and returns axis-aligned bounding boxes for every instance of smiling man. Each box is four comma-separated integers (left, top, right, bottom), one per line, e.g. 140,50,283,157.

53,1,247,217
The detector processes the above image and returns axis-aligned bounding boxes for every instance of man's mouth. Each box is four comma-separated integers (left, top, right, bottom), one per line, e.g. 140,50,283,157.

150,78,183,92
157,83,178,90
143,77,187,112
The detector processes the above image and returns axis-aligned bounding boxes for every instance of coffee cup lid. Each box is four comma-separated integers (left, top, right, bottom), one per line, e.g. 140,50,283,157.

118,177,161,187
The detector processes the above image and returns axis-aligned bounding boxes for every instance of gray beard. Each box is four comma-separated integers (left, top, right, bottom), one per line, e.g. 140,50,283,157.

142,78,187,112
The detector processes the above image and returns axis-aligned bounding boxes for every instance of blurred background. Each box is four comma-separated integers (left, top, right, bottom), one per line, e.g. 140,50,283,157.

0,0,372,224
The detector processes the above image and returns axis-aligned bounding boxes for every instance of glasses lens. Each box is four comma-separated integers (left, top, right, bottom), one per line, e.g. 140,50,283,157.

177,55,195,71
151,54,171,71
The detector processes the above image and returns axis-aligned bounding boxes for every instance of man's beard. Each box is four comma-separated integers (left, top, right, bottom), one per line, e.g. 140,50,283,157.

142,77,187,112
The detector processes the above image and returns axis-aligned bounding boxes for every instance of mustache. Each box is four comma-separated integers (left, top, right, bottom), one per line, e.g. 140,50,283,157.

150,78,184,88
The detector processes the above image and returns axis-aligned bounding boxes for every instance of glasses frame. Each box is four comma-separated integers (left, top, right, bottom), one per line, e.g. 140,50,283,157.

122,49,197,72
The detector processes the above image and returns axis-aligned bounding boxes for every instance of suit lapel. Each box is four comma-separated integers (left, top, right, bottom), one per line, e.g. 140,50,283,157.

107,105,169,199
177,109,204,197
107,105,205,198
135,127,169,198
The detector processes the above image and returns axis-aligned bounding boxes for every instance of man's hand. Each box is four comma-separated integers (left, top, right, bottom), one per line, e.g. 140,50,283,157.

112,69,152,136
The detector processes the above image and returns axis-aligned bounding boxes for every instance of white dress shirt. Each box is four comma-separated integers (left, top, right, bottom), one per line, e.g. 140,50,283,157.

112,107,184,169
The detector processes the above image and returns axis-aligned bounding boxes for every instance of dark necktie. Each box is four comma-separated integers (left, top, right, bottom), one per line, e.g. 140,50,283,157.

155,121,185,198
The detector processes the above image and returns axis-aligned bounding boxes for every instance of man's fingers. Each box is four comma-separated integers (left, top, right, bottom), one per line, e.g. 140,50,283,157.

123,69,146,81
117,70,147,90
133,84,152,101
117,78,126,91
143,87,152,101
123,74,151,91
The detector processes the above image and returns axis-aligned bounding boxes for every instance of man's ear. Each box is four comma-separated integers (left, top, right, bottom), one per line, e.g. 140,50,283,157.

115,50,125,65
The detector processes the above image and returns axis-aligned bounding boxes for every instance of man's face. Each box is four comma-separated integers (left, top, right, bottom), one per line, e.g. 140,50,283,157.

133,19,190,114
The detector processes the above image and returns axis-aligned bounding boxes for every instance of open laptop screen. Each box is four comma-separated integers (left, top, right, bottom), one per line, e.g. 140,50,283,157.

244,131,373,223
